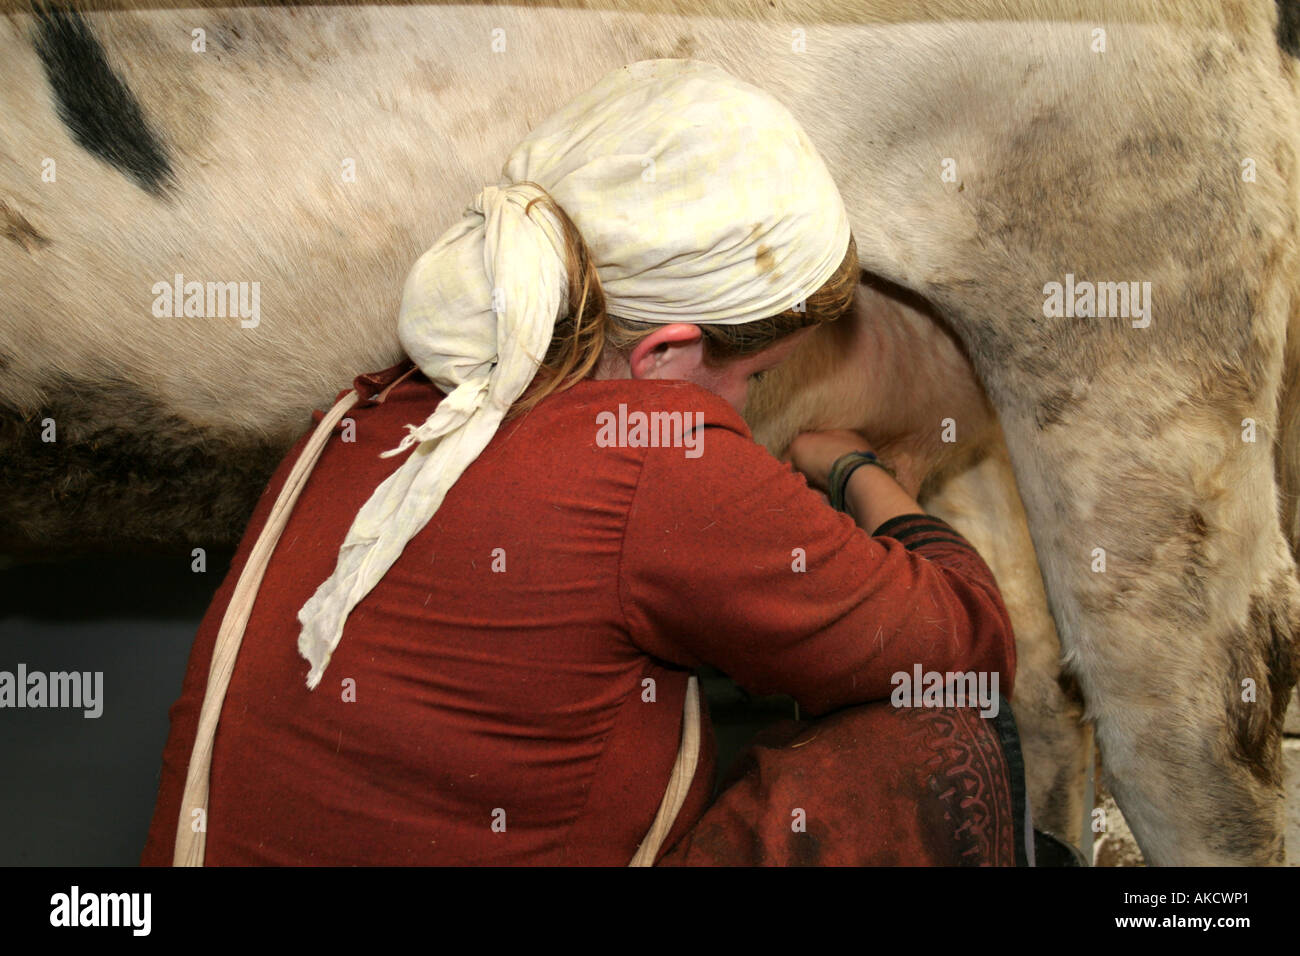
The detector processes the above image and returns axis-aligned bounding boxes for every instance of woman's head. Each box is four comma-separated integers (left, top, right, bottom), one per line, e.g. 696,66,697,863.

512,187,858,414
298,59,855,688
395,59,852,420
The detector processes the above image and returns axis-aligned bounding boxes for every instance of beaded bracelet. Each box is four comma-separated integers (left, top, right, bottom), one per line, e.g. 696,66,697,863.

827,450,897,513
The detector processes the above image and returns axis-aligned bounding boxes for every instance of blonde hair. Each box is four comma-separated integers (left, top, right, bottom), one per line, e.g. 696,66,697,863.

508,183,857,418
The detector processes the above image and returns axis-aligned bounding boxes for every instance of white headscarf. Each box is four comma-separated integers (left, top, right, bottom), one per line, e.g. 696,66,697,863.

296,58,851,688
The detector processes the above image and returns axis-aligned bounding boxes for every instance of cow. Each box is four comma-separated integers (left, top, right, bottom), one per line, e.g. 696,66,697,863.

2,0,1298,864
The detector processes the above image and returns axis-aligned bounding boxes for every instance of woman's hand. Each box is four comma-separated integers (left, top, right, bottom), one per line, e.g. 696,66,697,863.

784,429,878,494
785,428,927,500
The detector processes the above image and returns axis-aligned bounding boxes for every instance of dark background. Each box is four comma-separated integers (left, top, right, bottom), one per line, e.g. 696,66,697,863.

0,551,233,865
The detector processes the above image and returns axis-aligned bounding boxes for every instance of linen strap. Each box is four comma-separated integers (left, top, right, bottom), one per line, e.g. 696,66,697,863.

628,673,701,867
173,383,700,866
173,386,361,866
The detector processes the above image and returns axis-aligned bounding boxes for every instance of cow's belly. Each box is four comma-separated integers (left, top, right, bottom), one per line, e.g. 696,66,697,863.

747,278,997,474
3,6,1277,454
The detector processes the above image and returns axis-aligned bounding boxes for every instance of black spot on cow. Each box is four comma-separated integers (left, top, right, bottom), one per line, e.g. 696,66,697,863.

1277,0,1300,58
31,4,175,197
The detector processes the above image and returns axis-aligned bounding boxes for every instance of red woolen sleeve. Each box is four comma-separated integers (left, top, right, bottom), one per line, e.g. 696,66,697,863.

616,421,1017,717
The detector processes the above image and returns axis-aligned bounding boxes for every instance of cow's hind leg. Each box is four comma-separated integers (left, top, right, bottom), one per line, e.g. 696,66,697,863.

846,11,1300,865
987,386,1300,864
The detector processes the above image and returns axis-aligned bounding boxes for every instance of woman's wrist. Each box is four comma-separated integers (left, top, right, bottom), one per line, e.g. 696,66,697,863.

842,461,925,532
827,451,893,511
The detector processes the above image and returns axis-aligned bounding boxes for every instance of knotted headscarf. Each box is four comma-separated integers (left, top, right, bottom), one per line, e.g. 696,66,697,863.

296,58,852,688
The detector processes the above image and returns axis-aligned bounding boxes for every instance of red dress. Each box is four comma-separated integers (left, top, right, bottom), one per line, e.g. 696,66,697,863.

141,360,1021,866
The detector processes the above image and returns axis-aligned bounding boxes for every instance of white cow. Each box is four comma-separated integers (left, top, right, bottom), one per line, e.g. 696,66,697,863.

2,0,1298,864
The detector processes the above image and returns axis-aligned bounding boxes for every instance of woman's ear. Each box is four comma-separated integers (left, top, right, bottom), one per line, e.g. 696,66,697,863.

628,324,706,380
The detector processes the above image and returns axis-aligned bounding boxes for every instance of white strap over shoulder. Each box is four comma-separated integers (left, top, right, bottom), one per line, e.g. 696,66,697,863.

628,674,702,866
174,386,360,866
174,386,701,866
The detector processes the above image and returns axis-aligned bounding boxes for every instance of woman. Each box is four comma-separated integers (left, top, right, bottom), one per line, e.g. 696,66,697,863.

142,58,1021,866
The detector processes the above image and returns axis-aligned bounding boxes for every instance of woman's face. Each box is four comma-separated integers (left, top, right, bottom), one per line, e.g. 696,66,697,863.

603,324,814,413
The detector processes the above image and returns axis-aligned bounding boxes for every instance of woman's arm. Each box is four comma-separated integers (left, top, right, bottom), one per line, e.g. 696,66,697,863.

785,427,928,531
617,420,1016,718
